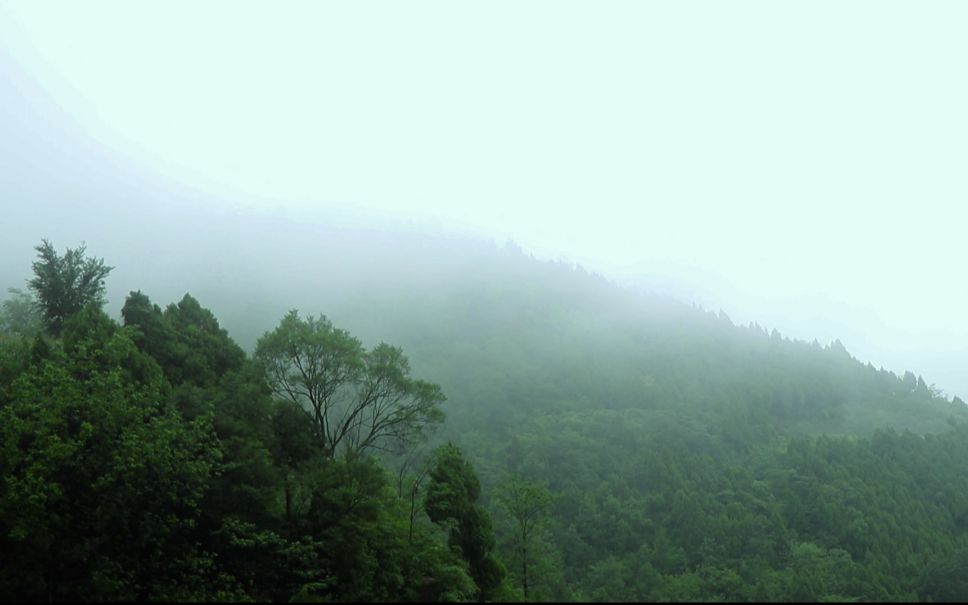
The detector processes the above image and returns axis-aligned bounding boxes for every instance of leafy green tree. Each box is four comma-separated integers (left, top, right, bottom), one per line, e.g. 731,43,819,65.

123,291,291,559
164,293,247,386
199,365,281,530
788,542,858,602
27,240,113,335
121,290,183,378
270,399,321,527
255,310,444,458
496,475,554,601
122,291,248,389
424,443,506,601
206,518,320,602
392,444,434,545
294,455,474,602
918,548,968,602
0,309,221,600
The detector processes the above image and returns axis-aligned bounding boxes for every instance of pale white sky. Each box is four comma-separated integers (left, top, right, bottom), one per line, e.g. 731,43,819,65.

1,1,966,397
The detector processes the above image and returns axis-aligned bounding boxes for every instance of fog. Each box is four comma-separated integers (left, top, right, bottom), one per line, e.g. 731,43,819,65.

1,1,966,399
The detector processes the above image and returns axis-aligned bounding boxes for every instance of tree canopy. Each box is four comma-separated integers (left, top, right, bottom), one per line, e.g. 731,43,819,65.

0,242,479,602
255,310,444,458
4,239,968,602
27,239,113,335
424,443,507,601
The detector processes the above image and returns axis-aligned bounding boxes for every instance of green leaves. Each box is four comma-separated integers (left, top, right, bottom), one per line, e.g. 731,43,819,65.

2,245,486,602
122,291,247,389
0,325,220,600
495,476,556,601
424,443,505,601
425,444,482,524
256,310,444,458
27,240,113,336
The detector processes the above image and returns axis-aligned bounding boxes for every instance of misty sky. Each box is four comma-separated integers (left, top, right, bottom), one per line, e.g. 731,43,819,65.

1,1,966,398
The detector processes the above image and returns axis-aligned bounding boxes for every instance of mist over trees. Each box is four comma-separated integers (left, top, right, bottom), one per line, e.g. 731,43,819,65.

4,0,967,599
2,239,968,602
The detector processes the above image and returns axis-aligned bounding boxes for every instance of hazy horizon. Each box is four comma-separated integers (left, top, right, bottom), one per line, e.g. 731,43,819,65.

2,1,966,399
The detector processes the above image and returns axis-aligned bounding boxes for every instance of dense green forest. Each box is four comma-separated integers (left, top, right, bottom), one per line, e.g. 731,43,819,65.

3,239,968,602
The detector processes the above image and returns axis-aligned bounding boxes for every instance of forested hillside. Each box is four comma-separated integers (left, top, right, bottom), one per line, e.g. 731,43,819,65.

2,239,968,602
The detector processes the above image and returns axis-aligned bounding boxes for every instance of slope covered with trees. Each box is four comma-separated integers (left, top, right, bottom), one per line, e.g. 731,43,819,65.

2,239,968,602
0,242,509,602
308,244,968,601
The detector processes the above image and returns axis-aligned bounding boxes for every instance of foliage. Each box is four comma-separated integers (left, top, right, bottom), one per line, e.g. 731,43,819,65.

27,240,113,335
5,239,968,602
496,476,554,601
255,310,445,458
425,443,506,601
0,308,221,600
0,243,477,602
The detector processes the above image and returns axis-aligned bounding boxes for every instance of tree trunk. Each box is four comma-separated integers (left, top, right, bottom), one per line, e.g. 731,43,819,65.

284,473,293,528
522,545,529,602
